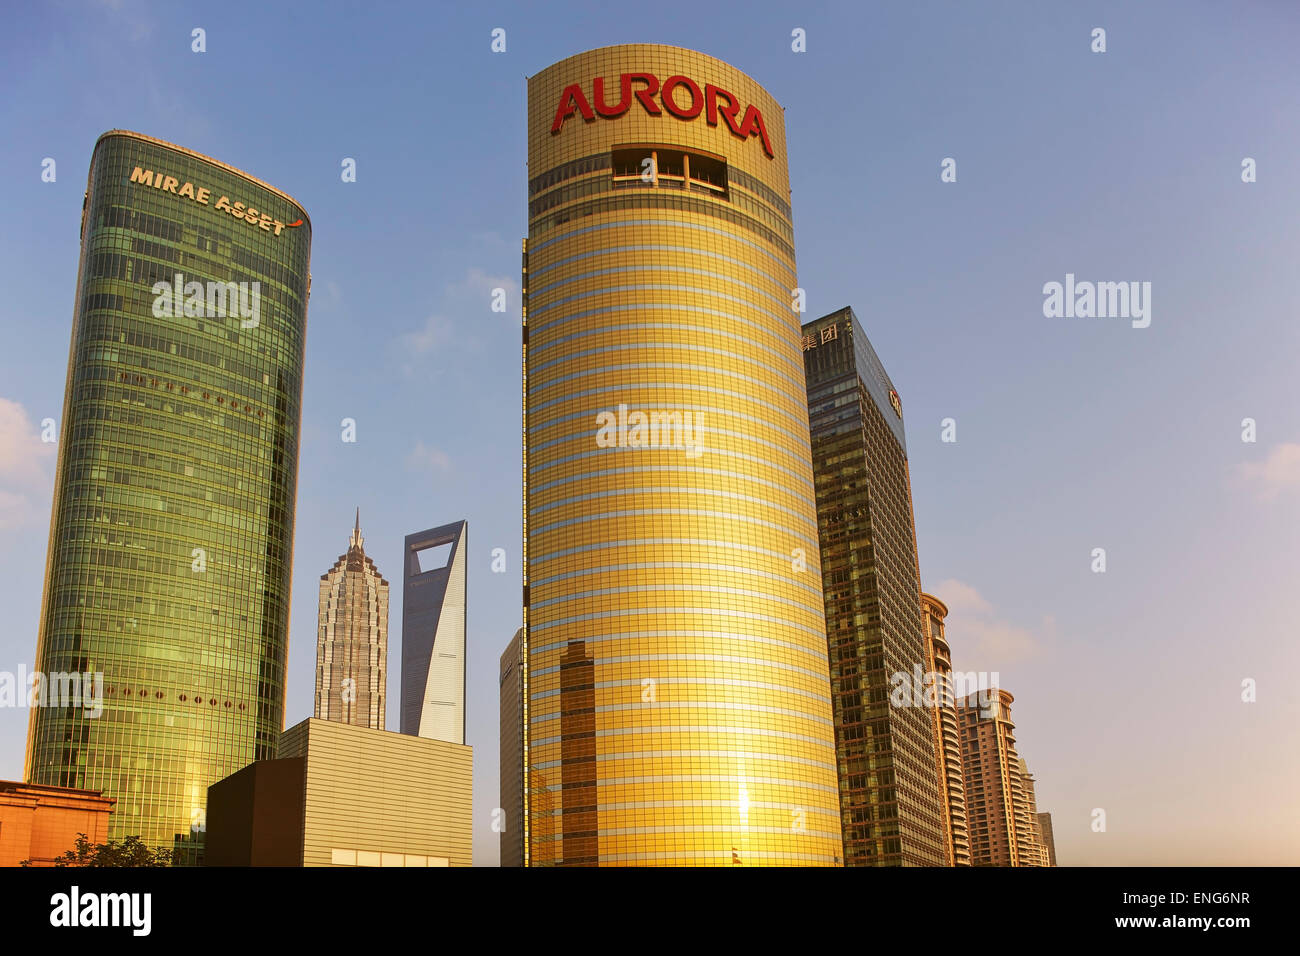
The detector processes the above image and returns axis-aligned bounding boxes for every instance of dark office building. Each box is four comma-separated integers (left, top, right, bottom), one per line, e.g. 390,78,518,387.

400,521,467,745
25,131,310,861
804,307,948,866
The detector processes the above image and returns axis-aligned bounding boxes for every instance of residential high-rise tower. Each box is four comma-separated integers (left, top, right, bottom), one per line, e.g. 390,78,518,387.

1037,811,1058,866
921,592,970,866
959,688,1025,866
1017,756,1051,867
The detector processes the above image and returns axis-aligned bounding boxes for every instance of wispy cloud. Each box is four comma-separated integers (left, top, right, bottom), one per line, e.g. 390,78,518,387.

400,313,455,356
1235,442,1300,501
395,267,519,368
931,578,1039,666
448,267,518,304
0,398,56,529
75,0,210,143
933,578,992,616
406,441,451,476
86,0,153,42
315,280,343,314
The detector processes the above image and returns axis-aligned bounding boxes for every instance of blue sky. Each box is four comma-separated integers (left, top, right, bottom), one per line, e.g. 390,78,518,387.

1,0,1298,866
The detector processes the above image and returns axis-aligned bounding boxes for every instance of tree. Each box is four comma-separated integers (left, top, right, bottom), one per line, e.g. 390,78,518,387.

22,833,172,867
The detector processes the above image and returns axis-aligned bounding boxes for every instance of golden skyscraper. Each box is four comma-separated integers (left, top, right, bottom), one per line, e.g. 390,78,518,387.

521,45,841,866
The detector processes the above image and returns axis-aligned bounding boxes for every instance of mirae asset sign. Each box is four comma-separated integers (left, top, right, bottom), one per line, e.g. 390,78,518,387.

127,167,304,236
551,73,775,158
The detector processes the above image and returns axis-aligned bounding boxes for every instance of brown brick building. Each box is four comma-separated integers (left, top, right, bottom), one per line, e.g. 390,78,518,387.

0,780,115,866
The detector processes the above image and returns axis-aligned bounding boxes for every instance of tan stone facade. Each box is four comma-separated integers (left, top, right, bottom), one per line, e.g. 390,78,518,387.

205,718,471,867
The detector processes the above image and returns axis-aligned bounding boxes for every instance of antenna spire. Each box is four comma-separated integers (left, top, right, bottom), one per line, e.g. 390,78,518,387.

349,508,363,551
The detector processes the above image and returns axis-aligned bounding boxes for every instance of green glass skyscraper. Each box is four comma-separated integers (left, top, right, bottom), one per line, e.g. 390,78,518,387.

25,131,311,861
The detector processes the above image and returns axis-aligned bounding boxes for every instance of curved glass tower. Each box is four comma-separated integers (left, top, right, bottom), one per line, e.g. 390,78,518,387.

523,45,841,866
25,131,310,861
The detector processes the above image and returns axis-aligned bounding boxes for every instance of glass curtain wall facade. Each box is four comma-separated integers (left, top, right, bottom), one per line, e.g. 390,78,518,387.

804,307,948,866
25,131,310,861
523,45,842,866
399,521,467,745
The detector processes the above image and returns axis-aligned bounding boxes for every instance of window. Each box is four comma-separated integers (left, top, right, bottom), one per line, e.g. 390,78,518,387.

611,146,729,198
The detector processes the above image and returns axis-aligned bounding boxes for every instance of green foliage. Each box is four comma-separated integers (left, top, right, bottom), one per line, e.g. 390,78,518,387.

21,832,172,867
